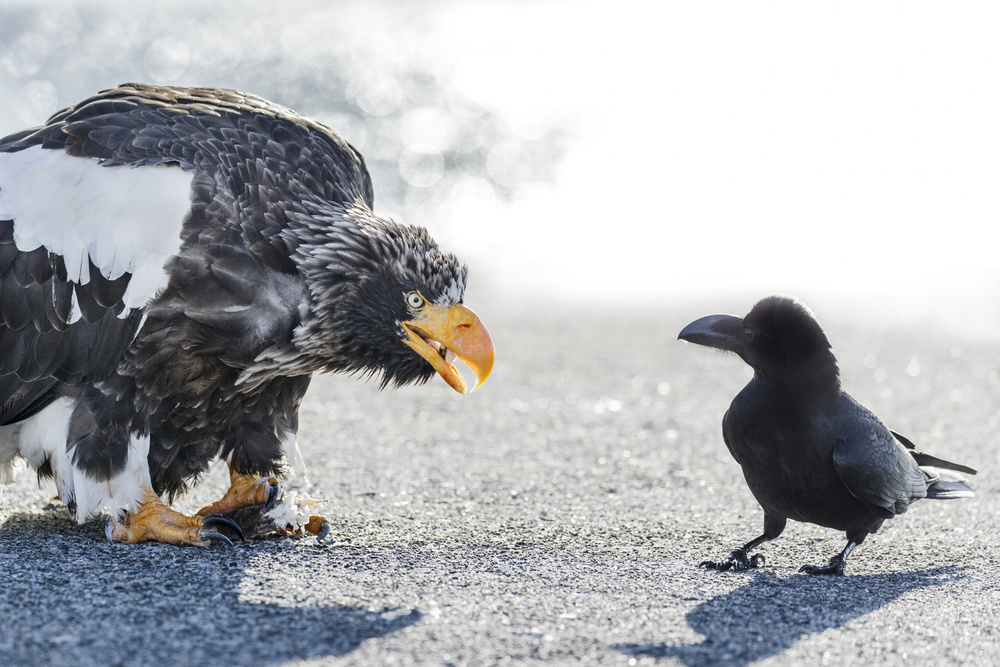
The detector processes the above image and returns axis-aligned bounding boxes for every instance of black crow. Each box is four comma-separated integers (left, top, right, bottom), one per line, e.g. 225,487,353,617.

678,295,975,575
0,84,494,546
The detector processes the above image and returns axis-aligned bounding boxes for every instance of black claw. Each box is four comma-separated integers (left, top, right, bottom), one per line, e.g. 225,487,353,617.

699,547,762,572
699,559,727,571
263,482,281,512
799,557,845,576
200,530,234,547
315,520,331,542
202,514,246,542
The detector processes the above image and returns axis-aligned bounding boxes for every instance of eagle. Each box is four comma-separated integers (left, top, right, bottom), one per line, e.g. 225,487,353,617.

0,83,494,546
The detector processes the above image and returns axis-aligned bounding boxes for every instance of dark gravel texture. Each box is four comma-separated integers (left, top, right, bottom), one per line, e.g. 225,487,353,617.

0,297,997,666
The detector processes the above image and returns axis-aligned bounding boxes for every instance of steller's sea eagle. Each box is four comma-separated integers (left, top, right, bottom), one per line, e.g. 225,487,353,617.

0,83,494,546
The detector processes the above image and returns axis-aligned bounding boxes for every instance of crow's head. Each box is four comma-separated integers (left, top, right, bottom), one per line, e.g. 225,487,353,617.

678,295,839,390
288,200,494,393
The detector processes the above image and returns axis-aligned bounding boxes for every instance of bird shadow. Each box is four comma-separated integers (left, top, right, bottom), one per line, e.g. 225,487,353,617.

0,513,420,666
615,566,964,666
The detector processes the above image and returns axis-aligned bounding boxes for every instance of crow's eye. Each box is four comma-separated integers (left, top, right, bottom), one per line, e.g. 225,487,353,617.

405,291,425,309
744,328,756,342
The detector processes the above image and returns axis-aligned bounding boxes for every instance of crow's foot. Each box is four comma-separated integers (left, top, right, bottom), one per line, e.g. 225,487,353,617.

699,547,765,572
107,490,244,546
799,556,846,576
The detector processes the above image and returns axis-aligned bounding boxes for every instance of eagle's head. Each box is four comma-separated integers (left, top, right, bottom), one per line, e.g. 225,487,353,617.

288,200,494,394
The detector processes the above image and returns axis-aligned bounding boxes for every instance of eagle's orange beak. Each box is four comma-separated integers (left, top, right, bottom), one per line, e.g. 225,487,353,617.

401,303,494,394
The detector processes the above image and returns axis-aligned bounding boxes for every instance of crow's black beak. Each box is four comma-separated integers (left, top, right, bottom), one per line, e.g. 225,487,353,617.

678,314,745,354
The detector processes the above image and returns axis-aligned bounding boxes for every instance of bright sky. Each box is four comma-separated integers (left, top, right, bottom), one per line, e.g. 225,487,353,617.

424,1,1000,329
0,1,996,330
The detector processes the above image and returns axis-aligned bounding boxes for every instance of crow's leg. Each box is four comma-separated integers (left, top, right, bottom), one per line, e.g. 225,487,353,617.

699,537,767,572
799,538,861,576
700,514,786,572
107,487,244,546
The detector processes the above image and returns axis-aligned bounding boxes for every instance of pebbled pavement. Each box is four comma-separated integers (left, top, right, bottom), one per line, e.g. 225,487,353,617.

0,297,997,666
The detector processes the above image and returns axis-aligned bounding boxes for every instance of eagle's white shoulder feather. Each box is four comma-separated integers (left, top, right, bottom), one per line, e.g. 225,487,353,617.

0,145,194,310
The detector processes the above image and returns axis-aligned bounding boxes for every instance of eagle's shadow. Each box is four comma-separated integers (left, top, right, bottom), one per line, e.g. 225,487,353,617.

0,513,420,665
615,566,964,667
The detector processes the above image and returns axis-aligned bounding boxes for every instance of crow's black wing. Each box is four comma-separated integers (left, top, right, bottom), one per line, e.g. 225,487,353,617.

831,394,927,519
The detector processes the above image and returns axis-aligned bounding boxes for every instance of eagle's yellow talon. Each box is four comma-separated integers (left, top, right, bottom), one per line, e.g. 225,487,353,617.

277,514,332,540
307,515,332,541
105,490,241,546
197,469,280,517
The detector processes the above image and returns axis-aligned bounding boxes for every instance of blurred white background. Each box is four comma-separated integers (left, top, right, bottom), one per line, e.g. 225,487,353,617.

1,0,997,333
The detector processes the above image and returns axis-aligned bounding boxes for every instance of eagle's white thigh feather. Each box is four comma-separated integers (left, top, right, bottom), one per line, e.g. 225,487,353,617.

280,428,307,482
0,145,194,310
15,398,151,522
0,423,21,484
72,433,151,522
16,398,77,504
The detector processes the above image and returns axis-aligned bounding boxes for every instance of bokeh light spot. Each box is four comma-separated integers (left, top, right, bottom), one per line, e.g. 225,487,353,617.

400,107,455,152
486,141,532,188
349,78,402,117
398,145,445,188
3,32,50,78
13,79,57,125
144,38,190,83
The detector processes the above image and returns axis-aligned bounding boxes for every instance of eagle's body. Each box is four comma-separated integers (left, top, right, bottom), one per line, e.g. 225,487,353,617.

0,84,493,542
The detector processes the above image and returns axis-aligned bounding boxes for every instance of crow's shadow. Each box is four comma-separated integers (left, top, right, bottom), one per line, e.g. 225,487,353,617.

616,567,963,666
0,514,420,666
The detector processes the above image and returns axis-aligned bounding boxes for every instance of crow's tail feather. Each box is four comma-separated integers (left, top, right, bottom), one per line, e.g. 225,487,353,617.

911,452,978,476
924,469,975,500
892,431,978,475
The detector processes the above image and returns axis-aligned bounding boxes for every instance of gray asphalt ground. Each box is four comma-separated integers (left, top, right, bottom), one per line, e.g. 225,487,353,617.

0,296,998,666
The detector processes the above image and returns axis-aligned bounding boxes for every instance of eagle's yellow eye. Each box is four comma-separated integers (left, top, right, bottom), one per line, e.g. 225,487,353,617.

405,291,425,309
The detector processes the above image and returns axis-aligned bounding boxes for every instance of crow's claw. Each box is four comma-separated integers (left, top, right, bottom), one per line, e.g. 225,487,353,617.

799,557,845,576
699,547,764,572
201,514,246,542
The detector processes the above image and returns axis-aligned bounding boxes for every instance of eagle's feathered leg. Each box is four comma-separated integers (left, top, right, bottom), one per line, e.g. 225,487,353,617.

106,488,244,546
195,468,281,518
